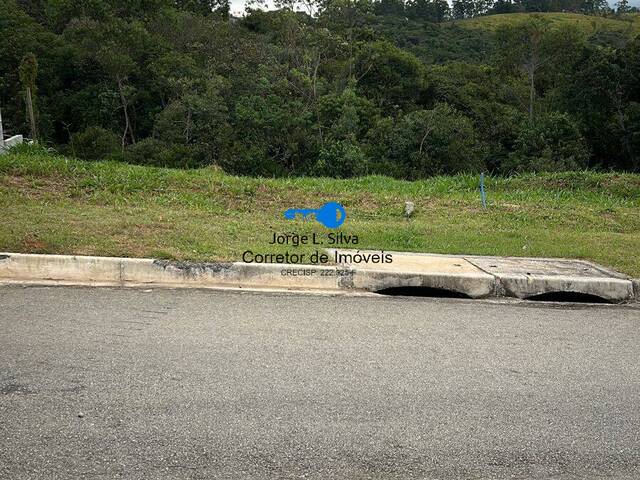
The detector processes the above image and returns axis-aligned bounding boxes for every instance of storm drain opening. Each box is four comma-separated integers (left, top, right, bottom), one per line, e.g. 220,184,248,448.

374,286,472,299
524,291,612,304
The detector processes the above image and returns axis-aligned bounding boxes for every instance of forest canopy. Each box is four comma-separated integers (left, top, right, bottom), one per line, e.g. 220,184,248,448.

1,0,639,177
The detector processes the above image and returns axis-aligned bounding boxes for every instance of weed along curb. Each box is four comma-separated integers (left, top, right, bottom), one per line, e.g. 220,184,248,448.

0,252,637,303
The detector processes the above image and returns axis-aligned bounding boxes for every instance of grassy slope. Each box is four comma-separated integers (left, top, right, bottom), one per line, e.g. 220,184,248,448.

456,12,640,33
1,150,640,276
377,12,640,65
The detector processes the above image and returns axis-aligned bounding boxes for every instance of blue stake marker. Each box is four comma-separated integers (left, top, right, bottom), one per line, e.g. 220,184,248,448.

480,172,487,209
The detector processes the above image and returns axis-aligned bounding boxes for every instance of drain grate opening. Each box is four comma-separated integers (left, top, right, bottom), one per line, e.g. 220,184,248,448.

375,286,471,299
524,291,612,304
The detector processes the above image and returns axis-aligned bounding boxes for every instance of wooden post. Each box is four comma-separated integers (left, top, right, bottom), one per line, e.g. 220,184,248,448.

26,87,37,142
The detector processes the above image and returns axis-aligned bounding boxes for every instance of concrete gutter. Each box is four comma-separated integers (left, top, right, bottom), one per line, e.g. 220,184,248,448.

329,250,637,303
464,255,635,303
0,252,637,303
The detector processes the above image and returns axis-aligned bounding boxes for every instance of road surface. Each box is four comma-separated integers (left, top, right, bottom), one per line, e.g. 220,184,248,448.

1,285,639,479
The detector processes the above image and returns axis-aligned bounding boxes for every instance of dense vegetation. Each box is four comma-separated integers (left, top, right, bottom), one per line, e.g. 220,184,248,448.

1,0,640,178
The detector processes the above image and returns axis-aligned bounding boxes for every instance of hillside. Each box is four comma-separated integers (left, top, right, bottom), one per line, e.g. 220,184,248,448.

457,12,640,33
376,12,640,64
1,2,639,180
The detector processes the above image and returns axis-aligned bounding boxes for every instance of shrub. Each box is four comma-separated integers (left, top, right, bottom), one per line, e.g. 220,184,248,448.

122,138,203,169
68,127,120,160
367,103,486,178
505,112,590,173
313,138,368,178
4,142,55,156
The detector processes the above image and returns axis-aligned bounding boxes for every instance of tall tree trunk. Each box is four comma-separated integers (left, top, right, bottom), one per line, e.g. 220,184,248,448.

312,58,323,147
26,87,37,142
117,77,135,149
184,107,192,143
615,99,636,170
528,69,535,124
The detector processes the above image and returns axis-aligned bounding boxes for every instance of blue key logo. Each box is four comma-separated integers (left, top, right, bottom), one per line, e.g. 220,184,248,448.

284,202,347,229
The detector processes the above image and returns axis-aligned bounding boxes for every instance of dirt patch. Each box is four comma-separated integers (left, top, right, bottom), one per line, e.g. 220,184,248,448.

22,235,48,251
1,175,69,199
1,175,31,192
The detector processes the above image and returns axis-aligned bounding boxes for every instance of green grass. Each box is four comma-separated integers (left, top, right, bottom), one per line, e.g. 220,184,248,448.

456,12,640,34
1,148,640,276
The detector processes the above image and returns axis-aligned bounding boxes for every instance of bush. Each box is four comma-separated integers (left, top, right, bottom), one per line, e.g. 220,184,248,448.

367,103,486,178
122,138,204,168
505,112,590,173
618,101,640,171
68,127,120,160
313,138,368,178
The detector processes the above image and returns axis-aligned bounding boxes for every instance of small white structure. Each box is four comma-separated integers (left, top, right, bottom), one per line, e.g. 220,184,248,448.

0,106,23,154
0,135,23,155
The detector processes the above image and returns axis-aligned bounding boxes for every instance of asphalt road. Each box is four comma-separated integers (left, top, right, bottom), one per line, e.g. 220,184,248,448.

1,285,639,479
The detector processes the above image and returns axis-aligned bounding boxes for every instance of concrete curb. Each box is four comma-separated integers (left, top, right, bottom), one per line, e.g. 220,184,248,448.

0,253,344,292
0,252,637,303
0,253,494,298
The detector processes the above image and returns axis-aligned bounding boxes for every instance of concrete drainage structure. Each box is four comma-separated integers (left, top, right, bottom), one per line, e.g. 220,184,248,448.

464,254,635,303
0,251,637,304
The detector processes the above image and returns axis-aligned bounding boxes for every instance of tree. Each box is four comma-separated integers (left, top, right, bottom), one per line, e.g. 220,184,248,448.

452,0,473,18
101,47,137,148
65,17,156,149
506,112,589,172
452,0,491,18
318,0,375,80
519,0,553,12
428,62,525,171
491,0,518,13
248,0,320,15
175,0,230,17
613,37,640,170
19,52,38,142
496,17,581,123
615,0,632,13
367,103,485,178
406,0,450,22
7,0,640,176
579,0,608,14
154,75,232,164
553,35,640,171
374,0,405,17
354,41,426,109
